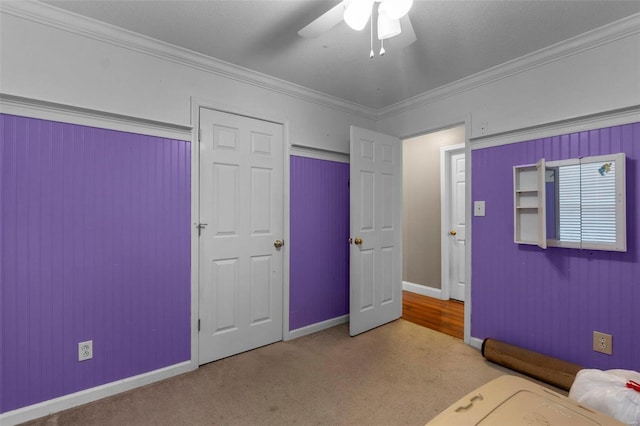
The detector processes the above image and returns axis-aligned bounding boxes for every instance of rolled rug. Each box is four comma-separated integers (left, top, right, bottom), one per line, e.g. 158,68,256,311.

482,338,583,391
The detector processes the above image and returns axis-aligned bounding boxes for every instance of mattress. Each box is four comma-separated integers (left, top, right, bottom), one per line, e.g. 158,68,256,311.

426,375,624,425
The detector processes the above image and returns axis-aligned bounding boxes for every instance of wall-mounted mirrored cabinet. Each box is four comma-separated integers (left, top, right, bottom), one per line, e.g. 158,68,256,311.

514,153,626,252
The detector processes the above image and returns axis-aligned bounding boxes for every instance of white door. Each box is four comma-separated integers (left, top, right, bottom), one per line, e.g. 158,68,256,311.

448,151,466,301
198,108,283,364
349,126,402,336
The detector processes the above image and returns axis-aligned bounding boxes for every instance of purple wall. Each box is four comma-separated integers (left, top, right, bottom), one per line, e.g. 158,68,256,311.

0,114,191,413
472,122,639,370
290,156,349,330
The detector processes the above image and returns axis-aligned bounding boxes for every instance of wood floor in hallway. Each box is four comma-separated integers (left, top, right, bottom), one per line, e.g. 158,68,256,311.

402,291,464,339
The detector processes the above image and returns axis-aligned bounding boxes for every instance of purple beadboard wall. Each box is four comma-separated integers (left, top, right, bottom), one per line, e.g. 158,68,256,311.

0,114,191,413
290,156,349,330
471,122,640,370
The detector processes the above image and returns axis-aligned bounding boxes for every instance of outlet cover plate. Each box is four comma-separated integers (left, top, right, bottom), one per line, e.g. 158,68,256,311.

593,331,612,355
78,340,93,361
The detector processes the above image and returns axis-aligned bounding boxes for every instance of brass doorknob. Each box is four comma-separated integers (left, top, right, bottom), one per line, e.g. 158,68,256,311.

354,237,363,245
449,230,457,236
274,240,284,249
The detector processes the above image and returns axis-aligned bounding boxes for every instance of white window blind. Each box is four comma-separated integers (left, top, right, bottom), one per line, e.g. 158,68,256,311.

558,161,617,245
558,164,581,243
581,161,616,243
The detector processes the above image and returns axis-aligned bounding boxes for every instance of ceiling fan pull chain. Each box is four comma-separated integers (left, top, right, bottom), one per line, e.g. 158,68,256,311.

369,12,374,59
380,39,386,56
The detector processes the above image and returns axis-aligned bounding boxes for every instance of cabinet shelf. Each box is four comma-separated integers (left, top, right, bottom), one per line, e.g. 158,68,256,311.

514,160,547,248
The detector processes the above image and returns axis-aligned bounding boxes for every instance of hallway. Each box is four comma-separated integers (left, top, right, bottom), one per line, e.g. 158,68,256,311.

402,291,464,339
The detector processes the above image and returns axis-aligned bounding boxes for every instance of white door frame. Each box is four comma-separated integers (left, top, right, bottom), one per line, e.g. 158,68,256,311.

398,116,472,346
190,97,292,367
440,143,465,301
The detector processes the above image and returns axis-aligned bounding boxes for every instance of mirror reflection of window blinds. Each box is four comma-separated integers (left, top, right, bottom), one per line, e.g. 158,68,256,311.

581,161,616,243
558,164,581,243
558,161,616,244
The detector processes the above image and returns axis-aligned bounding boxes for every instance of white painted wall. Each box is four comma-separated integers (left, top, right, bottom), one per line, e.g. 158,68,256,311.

0,6,375,153
376,21,640,139
1,6,638,152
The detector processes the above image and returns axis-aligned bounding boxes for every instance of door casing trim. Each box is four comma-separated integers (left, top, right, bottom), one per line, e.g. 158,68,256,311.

397,116,472,346
440,143,465,302
190,97,292,368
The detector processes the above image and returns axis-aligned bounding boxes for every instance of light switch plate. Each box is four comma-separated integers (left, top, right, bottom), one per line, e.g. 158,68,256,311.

474,201,486,216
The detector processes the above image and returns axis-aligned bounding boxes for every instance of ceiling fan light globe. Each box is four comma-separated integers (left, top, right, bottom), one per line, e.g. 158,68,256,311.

344,0,374,31
379,0,413,20
377,12,401,40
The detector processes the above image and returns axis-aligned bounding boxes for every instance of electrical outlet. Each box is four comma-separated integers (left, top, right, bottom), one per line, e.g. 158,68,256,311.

593,331,612,355
78,340,93,361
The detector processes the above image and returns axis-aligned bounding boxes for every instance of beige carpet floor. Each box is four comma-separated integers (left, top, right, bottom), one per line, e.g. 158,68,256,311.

24,320,555,425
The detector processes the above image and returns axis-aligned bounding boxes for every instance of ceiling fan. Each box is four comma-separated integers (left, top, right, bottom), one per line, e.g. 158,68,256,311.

298,0,417,57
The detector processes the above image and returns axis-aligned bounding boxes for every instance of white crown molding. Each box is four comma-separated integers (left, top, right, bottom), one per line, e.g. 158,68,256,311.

0,1,378,121
378,13,640,120
0,93,193,140
1,2,637,123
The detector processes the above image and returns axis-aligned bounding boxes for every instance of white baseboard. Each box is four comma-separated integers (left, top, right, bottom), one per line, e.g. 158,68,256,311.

469,336,484,350
402,281,444,299
286,315,349,340
0,360,196,426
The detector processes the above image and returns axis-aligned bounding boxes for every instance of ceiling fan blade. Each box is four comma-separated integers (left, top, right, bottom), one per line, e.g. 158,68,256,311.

298,1,348,38
387,14,417,50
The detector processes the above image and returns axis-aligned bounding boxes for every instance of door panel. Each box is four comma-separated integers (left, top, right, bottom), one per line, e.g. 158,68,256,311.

350,126,402,336
250,255,272,323
381,247,394,303
449,152,466,301
360,171,375,230
212,258,239,333
251,168,272,233
213,164,239,236
199,108,283,364
360,249,375,310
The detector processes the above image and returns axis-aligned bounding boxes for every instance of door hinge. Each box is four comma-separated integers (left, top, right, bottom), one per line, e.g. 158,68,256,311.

198,128,201,142
196,223,208,236
198,318,201,332
348,178,350,188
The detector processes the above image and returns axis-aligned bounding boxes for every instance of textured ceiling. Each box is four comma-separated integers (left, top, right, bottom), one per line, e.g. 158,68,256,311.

42,0,640,109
